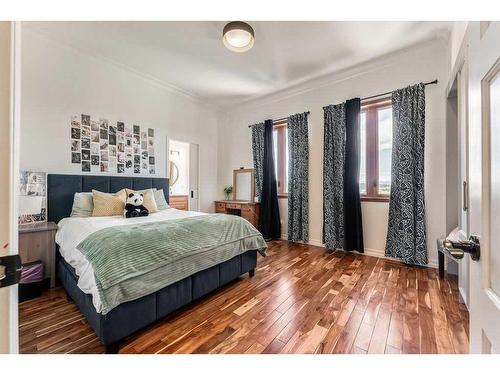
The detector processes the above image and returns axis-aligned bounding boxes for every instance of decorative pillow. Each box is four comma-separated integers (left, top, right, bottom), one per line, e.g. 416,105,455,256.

70,192,94,217
125,188,158,213
153,189,170,210
92,189,127,217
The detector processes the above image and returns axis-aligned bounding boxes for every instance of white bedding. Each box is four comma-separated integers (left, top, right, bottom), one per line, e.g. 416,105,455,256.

55,208,204,313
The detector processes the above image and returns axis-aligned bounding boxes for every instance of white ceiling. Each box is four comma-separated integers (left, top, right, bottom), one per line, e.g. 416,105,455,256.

25,21,452,107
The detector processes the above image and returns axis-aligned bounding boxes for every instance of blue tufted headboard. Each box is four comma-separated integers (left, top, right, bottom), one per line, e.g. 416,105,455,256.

47,174,169,223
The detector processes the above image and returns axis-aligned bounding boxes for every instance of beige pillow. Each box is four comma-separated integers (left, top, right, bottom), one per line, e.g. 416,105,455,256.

92,189,127,217
125,188,158,213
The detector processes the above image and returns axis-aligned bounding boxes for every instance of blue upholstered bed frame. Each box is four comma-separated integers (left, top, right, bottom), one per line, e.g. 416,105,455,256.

47,174,257,353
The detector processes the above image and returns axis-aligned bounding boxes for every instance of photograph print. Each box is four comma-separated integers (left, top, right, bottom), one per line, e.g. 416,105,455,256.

148,128,154,137
149,156,155,165
91,155,99,166
82,149,90,161
71,115,81,129
99,118,108,130
71,127,81,139
117,164,125,174
91,131,99,143
133,125,140,135
100,128,108,140
82,138,90,149
134,164,140,174
117,121,124,132
100,161,108,173
100,138,108,150
91,119,99,131
91,143,99,155
109,133,116,145
100,151,109,162
71,140,81,152
72,152,81,164
81,114,90,127
82,161,91,172
82,127,90,138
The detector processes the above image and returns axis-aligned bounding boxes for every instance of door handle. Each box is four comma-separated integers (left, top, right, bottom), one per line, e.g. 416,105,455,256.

443,235,480,261
0,254,22,288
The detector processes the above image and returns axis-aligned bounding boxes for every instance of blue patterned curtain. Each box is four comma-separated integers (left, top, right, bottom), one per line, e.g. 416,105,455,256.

323,104,345,250
287,112,309,242
385,83,427,265
251,122,265,200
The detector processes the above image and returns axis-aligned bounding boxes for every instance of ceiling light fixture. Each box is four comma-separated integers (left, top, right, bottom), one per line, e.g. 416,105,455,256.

222,21,255,53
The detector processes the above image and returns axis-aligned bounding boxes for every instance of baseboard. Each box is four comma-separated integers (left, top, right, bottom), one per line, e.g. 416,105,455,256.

280,236,437,268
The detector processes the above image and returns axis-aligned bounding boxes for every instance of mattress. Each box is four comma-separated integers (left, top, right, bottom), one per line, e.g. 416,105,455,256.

55,208,205,313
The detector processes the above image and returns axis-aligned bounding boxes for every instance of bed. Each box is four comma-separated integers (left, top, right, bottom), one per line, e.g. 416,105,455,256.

47,174,266,353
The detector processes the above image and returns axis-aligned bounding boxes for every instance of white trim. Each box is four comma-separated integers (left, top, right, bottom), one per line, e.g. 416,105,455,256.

284,237,438,269
8,20,21,355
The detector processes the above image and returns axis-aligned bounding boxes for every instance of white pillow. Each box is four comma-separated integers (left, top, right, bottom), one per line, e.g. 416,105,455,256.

70,192,93,217
154,189,170,210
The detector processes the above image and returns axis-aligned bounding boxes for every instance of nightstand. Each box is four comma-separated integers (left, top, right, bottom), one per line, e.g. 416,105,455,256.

18,221,58,288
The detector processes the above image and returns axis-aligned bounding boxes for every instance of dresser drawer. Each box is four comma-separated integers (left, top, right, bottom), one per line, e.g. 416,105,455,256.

226,203,241,210
215,202,226,212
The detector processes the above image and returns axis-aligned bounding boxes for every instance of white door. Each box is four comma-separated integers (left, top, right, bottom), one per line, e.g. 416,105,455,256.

468,21,500,354
189,143,199,211
0,21,20,354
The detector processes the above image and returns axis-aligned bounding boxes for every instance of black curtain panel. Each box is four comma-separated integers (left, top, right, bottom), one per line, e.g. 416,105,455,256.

259,119,281,240
343,98,364,252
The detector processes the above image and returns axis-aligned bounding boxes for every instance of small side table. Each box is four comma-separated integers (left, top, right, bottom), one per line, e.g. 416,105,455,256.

18,221,58,288
436,238,460,279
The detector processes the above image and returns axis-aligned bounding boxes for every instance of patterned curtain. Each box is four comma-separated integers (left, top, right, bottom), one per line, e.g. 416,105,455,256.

251,122,265,200
323,103,345,250
385,83,427,265
287,112,309,242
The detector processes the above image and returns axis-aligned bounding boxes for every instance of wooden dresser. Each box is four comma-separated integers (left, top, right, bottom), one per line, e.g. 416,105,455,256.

169,195,188,210
215,200,260,229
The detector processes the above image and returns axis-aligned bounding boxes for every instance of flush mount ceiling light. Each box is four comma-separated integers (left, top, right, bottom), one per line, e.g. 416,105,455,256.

222,21,255,52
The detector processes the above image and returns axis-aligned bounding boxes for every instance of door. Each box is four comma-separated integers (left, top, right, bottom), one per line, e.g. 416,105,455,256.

468,21,500,353
0,21,20,354
189,143,199,211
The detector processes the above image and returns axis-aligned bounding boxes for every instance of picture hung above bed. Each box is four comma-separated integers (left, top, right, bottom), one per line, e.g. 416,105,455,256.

70,114,156,175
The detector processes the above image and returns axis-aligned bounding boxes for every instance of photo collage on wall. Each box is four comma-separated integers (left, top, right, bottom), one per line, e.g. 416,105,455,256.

71,114,155,174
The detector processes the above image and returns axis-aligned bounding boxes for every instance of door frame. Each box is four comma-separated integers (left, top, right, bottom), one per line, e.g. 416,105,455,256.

5,20,21,354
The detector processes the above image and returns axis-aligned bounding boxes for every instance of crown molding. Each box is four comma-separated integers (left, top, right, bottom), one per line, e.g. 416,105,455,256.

22,24,220,111
220,37,444,113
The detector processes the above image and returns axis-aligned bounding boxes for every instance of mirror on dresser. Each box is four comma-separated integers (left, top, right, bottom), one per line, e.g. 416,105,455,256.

233,168,255,202
215,168,259,229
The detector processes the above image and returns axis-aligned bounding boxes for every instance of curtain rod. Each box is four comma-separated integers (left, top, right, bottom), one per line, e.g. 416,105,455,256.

361,79,438,101
248,111,310,128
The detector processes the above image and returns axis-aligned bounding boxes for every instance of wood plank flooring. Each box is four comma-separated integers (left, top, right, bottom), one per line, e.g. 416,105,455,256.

19,241,469,354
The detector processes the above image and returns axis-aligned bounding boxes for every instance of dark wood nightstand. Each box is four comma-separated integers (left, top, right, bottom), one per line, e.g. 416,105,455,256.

18,221,58,288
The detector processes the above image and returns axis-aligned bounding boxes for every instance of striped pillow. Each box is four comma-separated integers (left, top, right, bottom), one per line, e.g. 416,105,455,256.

92,189,127,217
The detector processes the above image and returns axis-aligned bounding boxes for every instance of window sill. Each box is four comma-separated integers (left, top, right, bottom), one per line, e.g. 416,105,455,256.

361,195,390,203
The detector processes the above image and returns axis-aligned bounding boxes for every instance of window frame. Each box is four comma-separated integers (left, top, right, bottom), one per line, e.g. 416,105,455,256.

360,97,392,202
273,119,288,198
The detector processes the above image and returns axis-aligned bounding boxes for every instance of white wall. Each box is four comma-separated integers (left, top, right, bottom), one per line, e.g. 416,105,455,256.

20,27,219,213
217,40,449,267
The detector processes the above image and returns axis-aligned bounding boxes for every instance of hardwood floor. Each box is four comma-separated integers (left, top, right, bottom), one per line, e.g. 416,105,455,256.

19,241,469,354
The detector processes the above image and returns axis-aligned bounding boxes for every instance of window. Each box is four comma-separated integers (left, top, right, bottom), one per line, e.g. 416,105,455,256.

359,98,393,201
273,120,288,197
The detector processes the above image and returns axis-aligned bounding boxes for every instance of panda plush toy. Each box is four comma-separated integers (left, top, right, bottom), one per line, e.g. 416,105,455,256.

124,192,149,218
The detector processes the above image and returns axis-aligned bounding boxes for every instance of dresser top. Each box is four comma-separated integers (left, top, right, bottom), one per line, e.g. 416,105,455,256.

215,200,259,205
19,221,58,233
